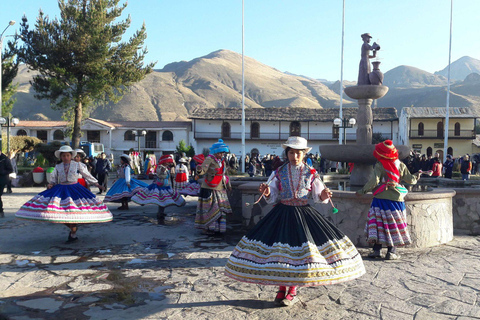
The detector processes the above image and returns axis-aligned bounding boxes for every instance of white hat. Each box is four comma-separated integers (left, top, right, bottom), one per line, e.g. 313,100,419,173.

75,149,86,157
282,136,312,153
120,154,131,162
179,157,188,163
54,145,77,158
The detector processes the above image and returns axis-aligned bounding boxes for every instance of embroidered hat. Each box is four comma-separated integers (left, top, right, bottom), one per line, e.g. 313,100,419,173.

54,145,77,159
193,154,205,164
158,154,174,165
282,136,312,153
373,140,398,161
75,149,86,158
210,139,229,154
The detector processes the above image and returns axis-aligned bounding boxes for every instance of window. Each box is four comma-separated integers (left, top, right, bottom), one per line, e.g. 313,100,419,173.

162,130,173,141
437,122,443,138
426,147,432,157
37,130,48,142
447,147,453,156
146,131,157,148
454,122,460,136
332,125,339,139
418,122,424,136
124,130,135,141
221,122,231,139
290,121,301,136
251,122,260,139
53,130,64,140
87,130,101,143
17,129,27,136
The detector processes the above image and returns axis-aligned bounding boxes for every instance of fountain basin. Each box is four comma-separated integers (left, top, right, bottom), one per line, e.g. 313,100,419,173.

319,144,410,164
344,84,389,100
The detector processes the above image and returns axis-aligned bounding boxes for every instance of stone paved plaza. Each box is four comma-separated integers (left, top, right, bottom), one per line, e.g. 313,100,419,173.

1,185,480,320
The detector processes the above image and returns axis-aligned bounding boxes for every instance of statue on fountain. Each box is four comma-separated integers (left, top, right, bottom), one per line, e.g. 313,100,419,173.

358,33,381,85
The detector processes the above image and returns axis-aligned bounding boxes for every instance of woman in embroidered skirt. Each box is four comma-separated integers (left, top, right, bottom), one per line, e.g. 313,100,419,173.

356,140,420,260
195,139,232,235
225,136,365,307
131,154,185,221
174,157,189,192
15,146,112,243
178,154,204,197
104,154,149,210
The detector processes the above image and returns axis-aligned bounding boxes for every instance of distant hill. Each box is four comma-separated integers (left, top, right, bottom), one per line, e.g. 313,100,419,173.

9,51,480,121
434,56,480,81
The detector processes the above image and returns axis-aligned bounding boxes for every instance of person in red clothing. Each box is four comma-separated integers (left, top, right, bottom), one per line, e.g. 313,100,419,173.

431,157,443,177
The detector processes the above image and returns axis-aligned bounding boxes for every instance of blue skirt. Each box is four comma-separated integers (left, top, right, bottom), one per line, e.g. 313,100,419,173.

104,178,149,203
131,183,185,207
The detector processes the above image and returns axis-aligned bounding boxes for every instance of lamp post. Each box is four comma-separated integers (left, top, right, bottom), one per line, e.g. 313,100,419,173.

333,117,356,145
132,129,146,154
0,115,19,154
0,20,16,152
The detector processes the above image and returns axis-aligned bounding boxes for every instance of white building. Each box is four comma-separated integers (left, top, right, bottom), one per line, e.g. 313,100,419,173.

189,107,399,158
14,118,193,163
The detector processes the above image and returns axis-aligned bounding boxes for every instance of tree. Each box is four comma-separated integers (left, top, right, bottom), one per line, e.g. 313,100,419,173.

17,0,155,148
2,39,19,116
176,140,195,158
6,135,41,156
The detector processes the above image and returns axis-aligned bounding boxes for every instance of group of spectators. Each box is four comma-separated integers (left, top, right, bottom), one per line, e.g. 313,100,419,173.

403,152,474,181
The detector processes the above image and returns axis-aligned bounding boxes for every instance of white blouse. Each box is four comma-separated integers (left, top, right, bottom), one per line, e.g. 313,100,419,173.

50,161,98,185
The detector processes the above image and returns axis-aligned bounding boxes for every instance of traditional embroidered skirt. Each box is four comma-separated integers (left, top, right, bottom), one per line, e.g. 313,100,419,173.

174,173,188,190
225,203,365,287
178,181,201,196
131,184,185,207
194,188,232,233
365,198,411,247
15,183,112,224
103,178,149,203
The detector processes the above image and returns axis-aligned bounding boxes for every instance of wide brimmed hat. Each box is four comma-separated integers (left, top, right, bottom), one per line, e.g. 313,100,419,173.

120,154,132,164
179,157,188,163
210,139,229,154
373,140,398,161
361,33,372,39
55,145,77,159
193,154,205,164
75,149,86,157
158,154,174,165
282,136,312,153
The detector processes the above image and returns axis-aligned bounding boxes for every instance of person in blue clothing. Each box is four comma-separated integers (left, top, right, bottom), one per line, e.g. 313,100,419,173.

443,155,454,179
96,152,111,194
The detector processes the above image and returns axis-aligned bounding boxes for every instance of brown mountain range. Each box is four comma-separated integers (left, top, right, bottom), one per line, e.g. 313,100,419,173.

10,50,480,121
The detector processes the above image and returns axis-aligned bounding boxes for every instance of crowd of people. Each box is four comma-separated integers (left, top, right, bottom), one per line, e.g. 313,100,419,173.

403,151,474,180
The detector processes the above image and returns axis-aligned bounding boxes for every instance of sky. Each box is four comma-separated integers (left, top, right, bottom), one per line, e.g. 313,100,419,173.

1,0,479,82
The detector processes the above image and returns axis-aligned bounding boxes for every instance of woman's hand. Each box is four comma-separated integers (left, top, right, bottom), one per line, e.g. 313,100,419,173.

47,183,53,190
259,183,270,197
321,187,332,201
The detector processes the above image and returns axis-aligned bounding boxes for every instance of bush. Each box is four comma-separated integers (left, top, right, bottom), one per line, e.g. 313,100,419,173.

35,141,65,166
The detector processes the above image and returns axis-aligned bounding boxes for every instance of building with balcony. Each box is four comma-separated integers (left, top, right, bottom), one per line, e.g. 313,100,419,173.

398,107,478,158
14,118,192,163
189,107,399,157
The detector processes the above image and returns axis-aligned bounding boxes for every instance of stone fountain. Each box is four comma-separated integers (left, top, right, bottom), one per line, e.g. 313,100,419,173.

320,33,408,187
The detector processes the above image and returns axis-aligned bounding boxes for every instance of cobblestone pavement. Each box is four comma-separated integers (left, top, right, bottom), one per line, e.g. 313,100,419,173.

1,185,480,320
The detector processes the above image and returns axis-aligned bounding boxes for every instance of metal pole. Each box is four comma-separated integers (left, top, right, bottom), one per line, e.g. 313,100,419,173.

6,116,10,154
0,21,16,152
338,0,345,145
241,0,246,173
444,0,453,163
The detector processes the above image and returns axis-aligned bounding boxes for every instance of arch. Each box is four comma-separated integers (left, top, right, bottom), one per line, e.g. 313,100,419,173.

124,130,135,141
418,122,424,136
250,148,259,159
162,130,173,141
437,121,443,138
251,122,260,139
454,122,461,136
447,147,453,156
221,122,231,139
53,129,64,140
16,129,27,136
290,121,301,136
426,147,433,157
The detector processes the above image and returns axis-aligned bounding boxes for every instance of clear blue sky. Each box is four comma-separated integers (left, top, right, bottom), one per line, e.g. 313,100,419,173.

1,1,479,81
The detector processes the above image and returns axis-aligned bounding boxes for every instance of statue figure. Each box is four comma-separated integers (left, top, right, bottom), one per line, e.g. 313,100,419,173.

357,33,380,85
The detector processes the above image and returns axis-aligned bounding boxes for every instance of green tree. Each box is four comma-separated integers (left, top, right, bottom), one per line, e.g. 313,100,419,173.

2,39,19,116
4,135,41,156
17,0,155,149
35,141,65,166
176,139,195,158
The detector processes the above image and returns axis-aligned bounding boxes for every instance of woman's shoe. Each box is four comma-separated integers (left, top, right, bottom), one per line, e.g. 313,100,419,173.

66,234,79,243
273,290,286,306
385,252,400,260
117,205,126,210
368,250,382,259
281,293,299,306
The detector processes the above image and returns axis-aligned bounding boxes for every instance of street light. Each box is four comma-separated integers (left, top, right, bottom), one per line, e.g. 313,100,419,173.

132,129,147,154
0,115,19,154
333,117,356,145
0,20,16,151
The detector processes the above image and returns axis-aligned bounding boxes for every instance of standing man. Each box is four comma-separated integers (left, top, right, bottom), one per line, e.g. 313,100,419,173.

96,152,111,194
0,150,13,217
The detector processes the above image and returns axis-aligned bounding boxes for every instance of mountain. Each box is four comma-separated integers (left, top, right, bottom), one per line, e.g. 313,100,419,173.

9,50,480,121
12,50,352,121
383,65,448,88
434,56,480,81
